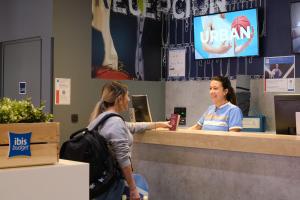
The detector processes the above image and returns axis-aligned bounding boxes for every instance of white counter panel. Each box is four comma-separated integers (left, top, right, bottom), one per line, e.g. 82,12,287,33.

0,159,89,200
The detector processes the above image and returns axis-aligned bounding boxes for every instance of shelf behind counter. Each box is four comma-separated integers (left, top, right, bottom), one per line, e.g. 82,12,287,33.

134,129,300,157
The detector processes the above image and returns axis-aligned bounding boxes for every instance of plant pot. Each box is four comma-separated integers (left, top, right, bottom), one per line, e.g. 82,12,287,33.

0,122,59,168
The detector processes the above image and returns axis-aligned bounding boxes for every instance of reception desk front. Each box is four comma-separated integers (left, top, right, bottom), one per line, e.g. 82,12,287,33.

132,130,300,200
134,129,300,157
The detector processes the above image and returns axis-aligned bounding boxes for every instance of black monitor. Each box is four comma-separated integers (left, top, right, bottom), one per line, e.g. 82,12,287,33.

274,94,300,135
131,95,152,122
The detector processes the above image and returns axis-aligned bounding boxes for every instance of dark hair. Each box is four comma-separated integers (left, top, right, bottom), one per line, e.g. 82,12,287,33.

90,81,128,122
211,76,237,105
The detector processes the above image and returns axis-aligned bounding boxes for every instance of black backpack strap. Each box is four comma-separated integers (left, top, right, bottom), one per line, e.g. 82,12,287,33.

85,113,123,182
91,113,124,131
70,128,88,139
70,113,123,139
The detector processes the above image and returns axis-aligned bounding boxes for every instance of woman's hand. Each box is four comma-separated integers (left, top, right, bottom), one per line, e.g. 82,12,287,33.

130,187,140,200
188,124,202,130
154,121,172,129
217,41,232,54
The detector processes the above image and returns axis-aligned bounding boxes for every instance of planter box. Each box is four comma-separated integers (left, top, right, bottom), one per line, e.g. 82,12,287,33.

0,122,59,168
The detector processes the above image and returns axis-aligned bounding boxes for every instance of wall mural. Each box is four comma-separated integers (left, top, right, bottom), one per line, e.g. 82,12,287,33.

92,0,163,80
91,0,266,81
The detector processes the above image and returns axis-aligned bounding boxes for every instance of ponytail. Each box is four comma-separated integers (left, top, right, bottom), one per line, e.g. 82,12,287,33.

89,101,101,123
227,86,237,105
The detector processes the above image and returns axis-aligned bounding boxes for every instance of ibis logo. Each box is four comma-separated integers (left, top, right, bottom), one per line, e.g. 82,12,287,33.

8,132,32,158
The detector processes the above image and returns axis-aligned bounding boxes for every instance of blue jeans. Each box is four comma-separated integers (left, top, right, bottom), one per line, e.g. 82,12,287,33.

93,179,125,200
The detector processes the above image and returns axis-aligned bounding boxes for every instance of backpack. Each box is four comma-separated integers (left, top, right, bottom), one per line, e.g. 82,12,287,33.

59,113,123,199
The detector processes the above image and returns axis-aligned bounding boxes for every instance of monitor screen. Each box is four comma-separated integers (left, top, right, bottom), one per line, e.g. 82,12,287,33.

274,94,300,135
290,2,300,53
193,8,259,60
131,95,152,122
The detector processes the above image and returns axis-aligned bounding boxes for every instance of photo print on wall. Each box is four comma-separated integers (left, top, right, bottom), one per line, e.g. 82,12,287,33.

91,0,163,81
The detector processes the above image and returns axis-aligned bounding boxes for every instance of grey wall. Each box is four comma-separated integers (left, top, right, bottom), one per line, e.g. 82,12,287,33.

165,80,236,128
0,0,53,112
53,0,165,144
165,79,300,131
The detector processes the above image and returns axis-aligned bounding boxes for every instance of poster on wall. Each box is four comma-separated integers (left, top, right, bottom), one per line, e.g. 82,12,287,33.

264,56,295,93
91,0,162,81
55,78,71,105
168,48,186,78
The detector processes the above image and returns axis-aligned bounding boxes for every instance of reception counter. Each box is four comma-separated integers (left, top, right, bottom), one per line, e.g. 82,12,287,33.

132,129,300,200
134,129,300,157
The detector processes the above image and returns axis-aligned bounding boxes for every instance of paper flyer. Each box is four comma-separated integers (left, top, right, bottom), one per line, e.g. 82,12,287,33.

264,56,295,93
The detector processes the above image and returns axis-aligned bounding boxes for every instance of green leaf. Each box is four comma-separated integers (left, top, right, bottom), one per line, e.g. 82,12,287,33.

0,97,53,123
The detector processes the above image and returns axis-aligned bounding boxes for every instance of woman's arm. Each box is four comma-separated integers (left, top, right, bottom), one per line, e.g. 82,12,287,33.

234,26,254,55
126,121,171,134
188,124,202,130
228,107,243,132
147,121,171,129
229,128,241,132
201,19,232,54
202,40,232,54
121,165,140,200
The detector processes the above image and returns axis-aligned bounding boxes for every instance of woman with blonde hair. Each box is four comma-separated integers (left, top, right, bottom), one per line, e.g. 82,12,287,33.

88,81,170,200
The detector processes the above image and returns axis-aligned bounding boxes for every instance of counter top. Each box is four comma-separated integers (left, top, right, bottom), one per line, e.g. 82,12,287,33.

134,129,300,157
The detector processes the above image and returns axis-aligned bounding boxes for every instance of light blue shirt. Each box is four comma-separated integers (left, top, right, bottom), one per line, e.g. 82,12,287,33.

198,102,243,131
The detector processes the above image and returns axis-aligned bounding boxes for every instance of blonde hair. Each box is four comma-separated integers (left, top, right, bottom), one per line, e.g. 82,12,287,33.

89,81,128,122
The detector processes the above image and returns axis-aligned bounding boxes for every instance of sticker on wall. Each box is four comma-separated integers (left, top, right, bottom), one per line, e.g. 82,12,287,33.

55,78,71,105
264,56,295,93
19,82,26,95
8,132,32,158
168,48,186,79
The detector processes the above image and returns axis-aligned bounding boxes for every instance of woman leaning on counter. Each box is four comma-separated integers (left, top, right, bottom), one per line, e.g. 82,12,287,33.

190,76,243,132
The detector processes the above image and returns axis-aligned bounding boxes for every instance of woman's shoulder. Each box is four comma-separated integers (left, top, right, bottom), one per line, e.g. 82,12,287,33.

227,103,242,115
88,111,124,130
227,102,238,108
102,113,124,125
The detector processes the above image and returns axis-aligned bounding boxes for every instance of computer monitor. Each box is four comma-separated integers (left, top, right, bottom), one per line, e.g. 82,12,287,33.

274,94,300,135
131,95,152,122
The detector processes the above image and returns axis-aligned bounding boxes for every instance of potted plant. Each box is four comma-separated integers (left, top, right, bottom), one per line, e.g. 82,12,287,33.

0,98,59,168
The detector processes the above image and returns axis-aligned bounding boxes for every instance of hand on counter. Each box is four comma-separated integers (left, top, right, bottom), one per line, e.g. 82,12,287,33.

154,121,172,129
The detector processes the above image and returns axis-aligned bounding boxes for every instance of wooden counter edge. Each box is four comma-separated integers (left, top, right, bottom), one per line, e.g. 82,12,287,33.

133,129,300,157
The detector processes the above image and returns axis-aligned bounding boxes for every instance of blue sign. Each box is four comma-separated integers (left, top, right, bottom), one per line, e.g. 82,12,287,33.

8,132,32,157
